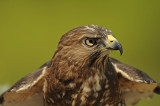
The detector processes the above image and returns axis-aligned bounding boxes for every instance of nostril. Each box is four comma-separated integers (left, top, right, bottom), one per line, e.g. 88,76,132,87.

110,40,114,43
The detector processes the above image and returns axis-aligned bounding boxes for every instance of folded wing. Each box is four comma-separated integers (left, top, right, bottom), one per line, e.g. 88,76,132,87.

0,61,51,106
110,57,160,105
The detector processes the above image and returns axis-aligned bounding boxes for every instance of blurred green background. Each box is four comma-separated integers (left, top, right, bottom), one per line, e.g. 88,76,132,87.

0,0,159,105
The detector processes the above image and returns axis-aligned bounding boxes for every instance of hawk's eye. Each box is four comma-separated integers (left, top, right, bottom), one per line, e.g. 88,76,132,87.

85,38,97,47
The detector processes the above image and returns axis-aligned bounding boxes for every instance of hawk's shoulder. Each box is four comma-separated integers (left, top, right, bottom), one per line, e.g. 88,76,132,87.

0,61,51,106
110,57,157,84
110,57,160,105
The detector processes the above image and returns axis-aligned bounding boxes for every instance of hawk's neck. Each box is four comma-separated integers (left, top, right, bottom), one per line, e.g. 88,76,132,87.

44,52,121,105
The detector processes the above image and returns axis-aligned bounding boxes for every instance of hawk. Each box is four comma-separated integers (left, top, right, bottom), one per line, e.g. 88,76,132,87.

0,25,159,106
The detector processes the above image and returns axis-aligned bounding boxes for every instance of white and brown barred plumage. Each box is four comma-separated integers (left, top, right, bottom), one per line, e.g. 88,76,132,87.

0,25,159,106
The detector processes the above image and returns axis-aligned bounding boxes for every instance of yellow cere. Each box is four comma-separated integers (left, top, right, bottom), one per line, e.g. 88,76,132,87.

108,35,116,44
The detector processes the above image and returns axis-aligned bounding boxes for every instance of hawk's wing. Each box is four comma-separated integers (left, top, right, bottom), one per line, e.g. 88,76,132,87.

0,61,51,106
1,59,159,106
110,57,160,105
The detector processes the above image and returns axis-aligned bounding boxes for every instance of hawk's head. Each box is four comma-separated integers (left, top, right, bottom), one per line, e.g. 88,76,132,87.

53,25,122,67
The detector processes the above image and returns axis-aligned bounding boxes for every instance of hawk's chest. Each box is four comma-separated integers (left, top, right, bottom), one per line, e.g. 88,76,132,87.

74,68,120,106
45,61,121,105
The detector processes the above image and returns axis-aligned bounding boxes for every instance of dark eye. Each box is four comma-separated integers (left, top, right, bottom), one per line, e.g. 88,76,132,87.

85,38,97,47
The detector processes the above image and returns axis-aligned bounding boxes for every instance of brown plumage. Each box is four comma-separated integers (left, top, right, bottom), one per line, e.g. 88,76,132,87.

43,25,123,105
0,25,159,106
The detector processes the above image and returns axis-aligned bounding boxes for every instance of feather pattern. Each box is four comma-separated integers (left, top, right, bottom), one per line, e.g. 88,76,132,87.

0,25,159,106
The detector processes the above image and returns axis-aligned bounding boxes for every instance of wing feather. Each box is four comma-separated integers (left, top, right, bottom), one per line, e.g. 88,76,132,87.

110,57,160,105
0,61,51,106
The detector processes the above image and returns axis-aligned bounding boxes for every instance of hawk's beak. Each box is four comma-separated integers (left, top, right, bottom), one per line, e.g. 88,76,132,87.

108,35,123,55
101,35,123,55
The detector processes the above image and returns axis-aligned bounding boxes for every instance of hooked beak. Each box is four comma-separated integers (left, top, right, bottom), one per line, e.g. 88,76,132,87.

100,35,123,55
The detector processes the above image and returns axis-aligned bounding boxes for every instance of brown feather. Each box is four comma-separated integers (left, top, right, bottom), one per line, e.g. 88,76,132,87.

44,25,124,106
1,25,159,106
110,57,160,105
0,63,49,106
